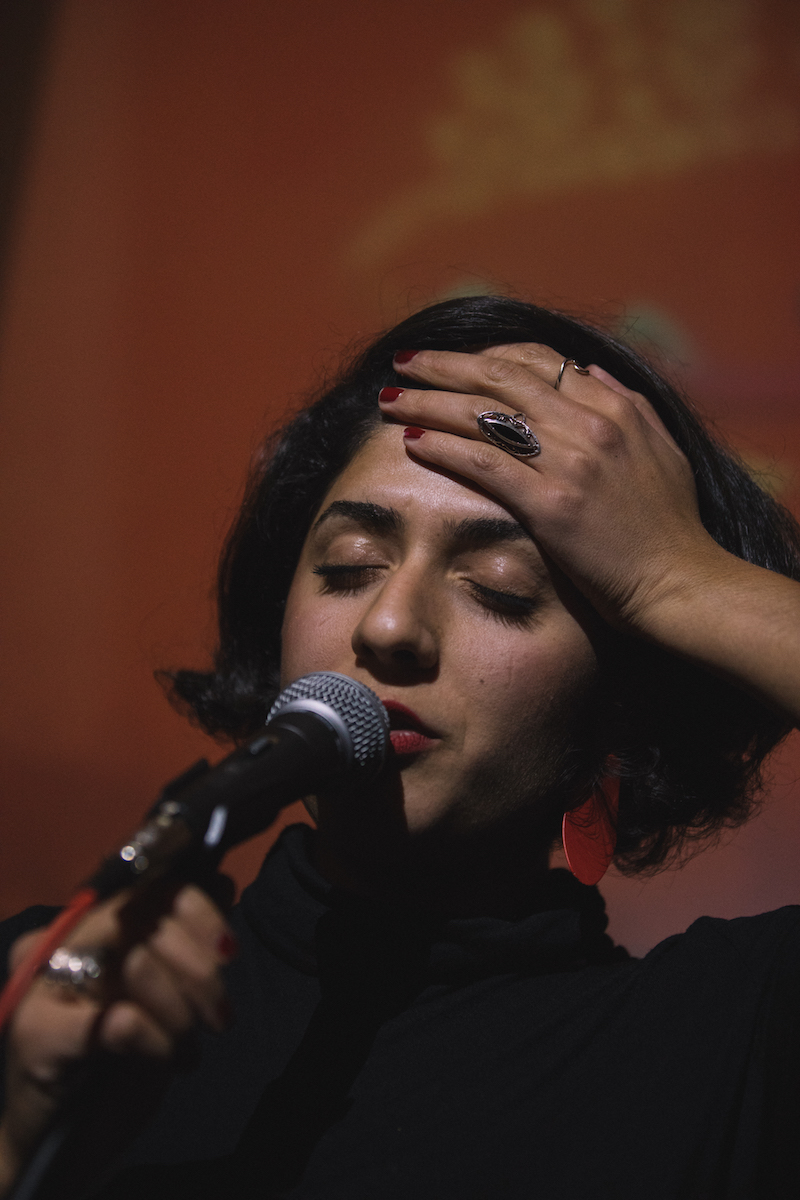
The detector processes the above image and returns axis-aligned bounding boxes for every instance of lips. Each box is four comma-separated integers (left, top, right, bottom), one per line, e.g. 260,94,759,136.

382,700,440,756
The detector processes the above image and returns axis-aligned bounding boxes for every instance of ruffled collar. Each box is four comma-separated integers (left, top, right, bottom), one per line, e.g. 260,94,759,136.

240,825,626,985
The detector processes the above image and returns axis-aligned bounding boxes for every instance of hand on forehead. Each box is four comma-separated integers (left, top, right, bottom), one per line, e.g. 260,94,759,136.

380,338,700,634
474,342,676,445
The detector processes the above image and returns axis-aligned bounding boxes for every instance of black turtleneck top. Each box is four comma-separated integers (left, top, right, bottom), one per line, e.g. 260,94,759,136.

2,824,800,1198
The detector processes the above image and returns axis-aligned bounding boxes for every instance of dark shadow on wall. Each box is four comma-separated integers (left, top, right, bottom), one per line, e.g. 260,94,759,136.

0,0,62,320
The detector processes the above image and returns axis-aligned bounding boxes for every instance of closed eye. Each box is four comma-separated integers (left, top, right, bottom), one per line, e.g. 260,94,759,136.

467,580,538,625
312,563,385,595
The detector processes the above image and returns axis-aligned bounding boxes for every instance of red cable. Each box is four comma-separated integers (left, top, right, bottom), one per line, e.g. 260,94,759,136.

0,887,99,1035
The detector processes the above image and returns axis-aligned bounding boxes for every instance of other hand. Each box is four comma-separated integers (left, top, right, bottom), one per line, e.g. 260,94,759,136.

0,883,235,1193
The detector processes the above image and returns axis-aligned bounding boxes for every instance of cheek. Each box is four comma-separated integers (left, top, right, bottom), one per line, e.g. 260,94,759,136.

279,583,316,687
279,580,353,687
465,621,598,741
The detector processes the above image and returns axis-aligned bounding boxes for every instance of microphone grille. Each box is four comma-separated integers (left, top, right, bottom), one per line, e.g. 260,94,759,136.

266,672,389,777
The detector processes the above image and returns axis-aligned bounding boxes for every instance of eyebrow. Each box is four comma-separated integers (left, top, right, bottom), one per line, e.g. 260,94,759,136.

312,501,530,550
312,500,402,536
444,515,531,551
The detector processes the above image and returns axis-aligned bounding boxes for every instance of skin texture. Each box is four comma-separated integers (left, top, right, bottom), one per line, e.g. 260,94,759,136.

2,342,800,1193
280,422,601,909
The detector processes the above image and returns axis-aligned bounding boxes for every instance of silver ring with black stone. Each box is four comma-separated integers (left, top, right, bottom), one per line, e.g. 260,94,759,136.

477,411,541,458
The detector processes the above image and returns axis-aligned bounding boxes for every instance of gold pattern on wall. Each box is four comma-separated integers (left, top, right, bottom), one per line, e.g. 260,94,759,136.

348,0,799,267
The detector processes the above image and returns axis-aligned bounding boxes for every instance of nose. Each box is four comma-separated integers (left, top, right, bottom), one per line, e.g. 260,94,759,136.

351,565,439,673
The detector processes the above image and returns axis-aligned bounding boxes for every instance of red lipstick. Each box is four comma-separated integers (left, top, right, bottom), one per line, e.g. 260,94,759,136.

382,700,440,756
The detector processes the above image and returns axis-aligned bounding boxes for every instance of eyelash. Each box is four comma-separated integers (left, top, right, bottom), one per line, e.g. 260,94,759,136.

312,563,537,624
312,563,381,596
467,581,537,625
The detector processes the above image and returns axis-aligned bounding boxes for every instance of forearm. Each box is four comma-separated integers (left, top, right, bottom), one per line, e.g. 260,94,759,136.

639,545,800,729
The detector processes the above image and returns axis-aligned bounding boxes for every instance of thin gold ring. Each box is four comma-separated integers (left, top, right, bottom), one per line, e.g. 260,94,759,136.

554,358,590,390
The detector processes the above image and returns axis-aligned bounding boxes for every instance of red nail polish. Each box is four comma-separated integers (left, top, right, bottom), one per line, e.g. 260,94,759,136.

394,350,419,364
378,387,405,403
403,426,425,440
217,932,239,961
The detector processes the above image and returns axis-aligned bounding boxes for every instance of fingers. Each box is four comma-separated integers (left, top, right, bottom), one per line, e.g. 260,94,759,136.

584,362,639,400
153,884,234,963
388,344,683,459
394,342,597,405
9,884,235,1070
11,983,101,1086
112,885,235,1043
379,355,640,473
8,929,49,974
478,342,576,391
380,383,514,451
392,345,564,421
481,346,685,458
2,884,235,1181
99,1002,182,1059
124,891,233,1037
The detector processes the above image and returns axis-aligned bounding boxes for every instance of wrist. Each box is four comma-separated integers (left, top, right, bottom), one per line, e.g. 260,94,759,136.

614,534,735,647
622,540,800,726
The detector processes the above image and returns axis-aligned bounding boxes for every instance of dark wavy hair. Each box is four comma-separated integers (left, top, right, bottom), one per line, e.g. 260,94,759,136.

167,296,800,873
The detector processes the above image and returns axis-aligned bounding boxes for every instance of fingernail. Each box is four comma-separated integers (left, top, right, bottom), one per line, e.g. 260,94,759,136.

378,387,405,403
403,426,425,440
217,932,239,961
394,350,418,364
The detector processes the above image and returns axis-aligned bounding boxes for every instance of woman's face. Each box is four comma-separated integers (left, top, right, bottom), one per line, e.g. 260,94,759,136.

281,423,600,841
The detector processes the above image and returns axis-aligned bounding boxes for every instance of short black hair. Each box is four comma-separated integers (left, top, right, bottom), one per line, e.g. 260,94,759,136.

166,296,800,873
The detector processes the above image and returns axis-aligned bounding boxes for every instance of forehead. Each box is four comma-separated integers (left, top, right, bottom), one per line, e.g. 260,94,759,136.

320,423,517,524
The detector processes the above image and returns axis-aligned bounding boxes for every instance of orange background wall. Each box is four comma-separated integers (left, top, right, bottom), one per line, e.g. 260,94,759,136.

1,0,799,956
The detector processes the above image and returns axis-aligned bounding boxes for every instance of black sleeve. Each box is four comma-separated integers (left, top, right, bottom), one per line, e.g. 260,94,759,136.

0,905,62,1114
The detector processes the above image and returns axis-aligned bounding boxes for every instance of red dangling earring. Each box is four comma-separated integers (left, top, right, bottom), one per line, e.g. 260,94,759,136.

562,763,620,886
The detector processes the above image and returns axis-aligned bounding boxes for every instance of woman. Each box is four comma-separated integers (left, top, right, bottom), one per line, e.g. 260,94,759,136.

2,295,800,1198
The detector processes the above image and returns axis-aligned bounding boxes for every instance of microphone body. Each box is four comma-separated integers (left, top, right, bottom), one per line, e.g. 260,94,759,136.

88,673,389,900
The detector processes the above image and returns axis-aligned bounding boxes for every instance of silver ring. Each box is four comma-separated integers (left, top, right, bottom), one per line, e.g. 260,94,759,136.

477,411,541,458
554,358,590,390
42,947,104,993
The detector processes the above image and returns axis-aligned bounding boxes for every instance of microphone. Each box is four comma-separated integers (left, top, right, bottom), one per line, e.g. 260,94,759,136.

88,672,390,900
